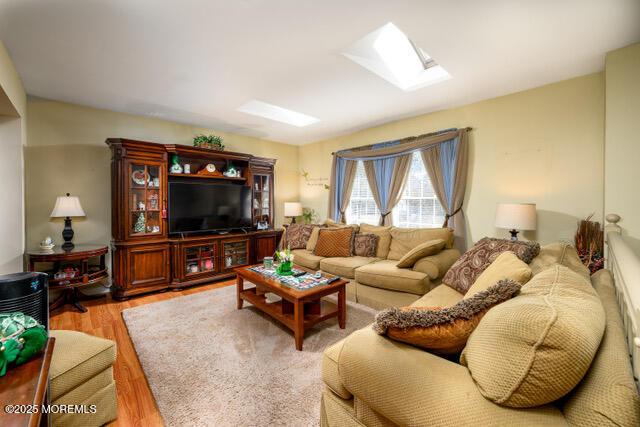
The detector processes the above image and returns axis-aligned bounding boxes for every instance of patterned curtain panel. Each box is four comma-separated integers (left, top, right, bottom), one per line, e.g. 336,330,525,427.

421,131,469,251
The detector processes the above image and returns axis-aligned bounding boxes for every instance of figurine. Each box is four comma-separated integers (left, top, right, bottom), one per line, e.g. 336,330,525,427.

170,154,183,173
224,162,238,177
39,236,55,251
134,212,146,233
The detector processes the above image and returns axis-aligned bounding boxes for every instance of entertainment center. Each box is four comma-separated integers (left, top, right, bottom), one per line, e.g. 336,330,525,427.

106,138,282,299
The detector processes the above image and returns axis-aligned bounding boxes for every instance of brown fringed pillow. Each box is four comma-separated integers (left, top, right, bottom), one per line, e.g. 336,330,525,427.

314,227,355,257
352,233,379,257
286,224,315,250
373,279,521,355
442,237,540,293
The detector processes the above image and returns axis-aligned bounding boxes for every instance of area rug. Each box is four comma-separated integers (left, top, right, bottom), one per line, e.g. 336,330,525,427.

122,285,377,426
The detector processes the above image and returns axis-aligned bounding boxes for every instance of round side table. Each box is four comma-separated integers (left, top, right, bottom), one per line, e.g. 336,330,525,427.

26,245,109,313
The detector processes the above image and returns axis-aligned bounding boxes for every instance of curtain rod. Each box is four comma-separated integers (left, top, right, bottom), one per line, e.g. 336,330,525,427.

331,127,472,156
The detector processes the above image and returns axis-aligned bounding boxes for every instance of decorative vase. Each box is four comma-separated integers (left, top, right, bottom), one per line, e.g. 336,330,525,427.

276,261,293,276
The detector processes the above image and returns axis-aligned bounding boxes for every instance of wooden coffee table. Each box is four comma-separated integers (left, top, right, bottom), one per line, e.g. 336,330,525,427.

235,265,348,351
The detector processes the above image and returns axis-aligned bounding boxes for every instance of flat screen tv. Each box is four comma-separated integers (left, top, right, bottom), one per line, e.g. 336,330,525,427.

169,181,252,235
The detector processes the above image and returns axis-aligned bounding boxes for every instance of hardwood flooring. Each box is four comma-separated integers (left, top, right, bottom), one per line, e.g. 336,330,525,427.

49,280,234,427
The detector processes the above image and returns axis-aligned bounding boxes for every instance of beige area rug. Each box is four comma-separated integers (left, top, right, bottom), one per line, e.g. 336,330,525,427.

122,285,377,426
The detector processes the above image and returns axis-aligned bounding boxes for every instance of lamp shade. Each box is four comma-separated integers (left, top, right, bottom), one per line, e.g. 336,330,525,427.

50,193,86,218
284,202,303,217
495,203,536,230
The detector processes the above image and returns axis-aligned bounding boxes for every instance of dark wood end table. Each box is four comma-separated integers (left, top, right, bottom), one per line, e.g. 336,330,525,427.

0,337,55,427
234,265,347,351
27,245,109,313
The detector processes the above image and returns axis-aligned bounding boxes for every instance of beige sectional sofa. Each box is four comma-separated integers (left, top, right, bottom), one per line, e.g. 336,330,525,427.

291,224,460,310
320,243,640,426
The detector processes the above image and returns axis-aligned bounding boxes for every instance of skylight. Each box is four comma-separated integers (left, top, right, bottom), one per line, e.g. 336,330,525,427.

237,100,320,127
342,22,451,91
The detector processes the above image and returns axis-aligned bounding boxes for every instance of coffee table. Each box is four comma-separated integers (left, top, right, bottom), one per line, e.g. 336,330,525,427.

234,265,348,351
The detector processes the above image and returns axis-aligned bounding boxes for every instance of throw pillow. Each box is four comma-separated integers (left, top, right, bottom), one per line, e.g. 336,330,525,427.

387,227,454,260
305,226,326,251
353,233,379,257
396,239,446,268
464,251,532,298
359,223,392,258
373,279,521,355
314,227,355,258
285,224,315,250
442,237,540,294
460,265,605,408
529,241,590,280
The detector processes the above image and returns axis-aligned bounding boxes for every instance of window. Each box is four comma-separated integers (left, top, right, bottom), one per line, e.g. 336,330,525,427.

346,161,380,225
392,152,446,228
346,152,445,227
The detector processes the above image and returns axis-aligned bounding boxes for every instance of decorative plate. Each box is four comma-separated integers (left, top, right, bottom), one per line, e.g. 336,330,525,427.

132,170,149,185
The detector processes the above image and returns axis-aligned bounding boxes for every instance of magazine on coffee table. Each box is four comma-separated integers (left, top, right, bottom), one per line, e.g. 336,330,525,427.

248,265,332,290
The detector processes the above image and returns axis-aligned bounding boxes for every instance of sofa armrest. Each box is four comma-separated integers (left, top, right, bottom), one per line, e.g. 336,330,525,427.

412,248,460,280
339,328,568,427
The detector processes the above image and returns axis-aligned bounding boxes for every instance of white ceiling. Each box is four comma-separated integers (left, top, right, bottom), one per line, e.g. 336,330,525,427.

0,0,638,145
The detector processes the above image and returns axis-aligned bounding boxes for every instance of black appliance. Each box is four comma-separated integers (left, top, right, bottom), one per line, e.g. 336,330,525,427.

168,181,252,235
0,272,49,330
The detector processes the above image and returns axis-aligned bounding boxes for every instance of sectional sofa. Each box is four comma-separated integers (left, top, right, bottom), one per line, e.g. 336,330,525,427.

290,224,460,310
320,242,640,426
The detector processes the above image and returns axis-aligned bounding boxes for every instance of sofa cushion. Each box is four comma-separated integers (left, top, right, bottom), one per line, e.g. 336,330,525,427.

410,284,464,308
355,283,422,310
292,249,324,270
320,256,378,279
352,233,379,257
286,223,315,249
355,260,429,295
359,224,392,259
460,265,605,408
412,248,461,280
388,227,454,260
305,225,325,252
322,339,352,399
314,227,355,258
49,330,117,400
443,237,540,294
396,239,446,268
562,269,640,426
464,251,532,298
374,280,521,355
529,241,590,280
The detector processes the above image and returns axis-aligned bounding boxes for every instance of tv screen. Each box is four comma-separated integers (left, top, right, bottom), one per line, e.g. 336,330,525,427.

169,181,252,234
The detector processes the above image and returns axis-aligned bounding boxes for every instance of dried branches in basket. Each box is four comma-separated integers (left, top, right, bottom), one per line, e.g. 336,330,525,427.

574,214,604,274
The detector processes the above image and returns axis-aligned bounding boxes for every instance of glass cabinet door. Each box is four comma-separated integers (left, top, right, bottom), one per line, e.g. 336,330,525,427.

128,162,163,237
184,243,217,276
223,240,249,269
252,174,272,227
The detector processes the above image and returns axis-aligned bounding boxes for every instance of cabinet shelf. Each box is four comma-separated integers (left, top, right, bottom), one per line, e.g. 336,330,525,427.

168,173,246,182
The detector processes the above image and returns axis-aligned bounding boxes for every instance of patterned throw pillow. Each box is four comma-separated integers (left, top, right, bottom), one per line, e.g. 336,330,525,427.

373,279,522,355
352,233,379,257
285,224,314,250
442,237,540,294
314,228,355,258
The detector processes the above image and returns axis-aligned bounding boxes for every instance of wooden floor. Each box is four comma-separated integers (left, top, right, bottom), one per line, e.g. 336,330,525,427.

50,280,235,427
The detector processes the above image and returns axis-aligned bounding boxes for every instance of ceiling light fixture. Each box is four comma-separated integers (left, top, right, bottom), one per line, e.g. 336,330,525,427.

237,100,320,127
343,22,451,91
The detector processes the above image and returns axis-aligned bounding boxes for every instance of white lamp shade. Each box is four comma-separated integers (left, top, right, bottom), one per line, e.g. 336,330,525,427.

284,202,303,217
495,203,536,230
50,194,86,218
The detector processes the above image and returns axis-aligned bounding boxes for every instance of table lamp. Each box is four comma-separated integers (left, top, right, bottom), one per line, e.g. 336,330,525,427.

50,193,86,251
284,202,302,224
495,203,536,241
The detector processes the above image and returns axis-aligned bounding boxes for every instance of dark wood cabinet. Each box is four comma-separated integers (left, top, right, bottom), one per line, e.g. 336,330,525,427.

107,138,281,298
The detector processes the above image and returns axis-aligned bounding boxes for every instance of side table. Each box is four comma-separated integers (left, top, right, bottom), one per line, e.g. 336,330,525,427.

0,337,55,427
26,245,109,313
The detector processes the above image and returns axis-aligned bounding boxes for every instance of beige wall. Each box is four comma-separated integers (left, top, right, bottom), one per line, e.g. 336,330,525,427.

299,73,605,245
25,98,300,260
605,43,640,253
0,40,26,273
